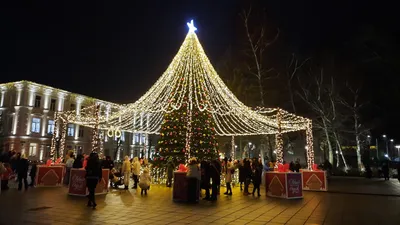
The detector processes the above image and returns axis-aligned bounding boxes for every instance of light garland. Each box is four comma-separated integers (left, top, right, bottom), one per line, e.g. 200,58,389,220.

59,121,67,159
231,136,235,159
54,20,314,168
306,120,314,170
275,108,284,164
50,112,59,160
91,104,100,152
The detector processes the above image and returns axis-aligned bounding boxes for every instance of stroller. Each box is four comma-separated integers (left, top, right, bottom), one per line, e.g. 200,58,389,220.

110,168,124,188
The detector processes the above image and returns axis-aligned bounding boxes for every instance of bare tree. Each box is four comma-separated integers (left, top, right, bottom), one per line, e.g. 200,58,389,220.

297,67,350,170
339,85,368,171
286,54,310,113
240,6,279,106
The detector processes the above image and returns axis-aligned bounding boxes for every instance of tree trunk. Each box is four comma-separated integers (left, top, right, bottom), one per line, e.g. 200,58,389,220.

333,132,348,170
356,134,363,171
322,119,334,164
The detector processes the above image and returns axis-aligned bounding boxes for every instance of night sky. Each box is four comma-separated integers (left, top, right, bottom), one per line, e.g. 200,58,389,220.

1,1,399,137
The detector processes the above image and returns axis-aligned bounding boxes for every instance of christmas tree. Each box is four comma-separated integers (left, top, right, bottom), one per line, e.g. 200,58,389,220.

152,21,219,165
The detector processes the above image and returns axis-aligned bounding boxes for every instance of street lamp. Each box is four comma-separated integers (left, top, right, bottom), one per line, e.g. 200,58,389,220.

382,134,387,138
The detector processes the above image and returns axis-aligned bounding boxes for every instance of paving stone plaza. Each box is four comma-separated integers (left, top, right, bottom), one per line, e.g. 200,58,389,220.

1,178,400,225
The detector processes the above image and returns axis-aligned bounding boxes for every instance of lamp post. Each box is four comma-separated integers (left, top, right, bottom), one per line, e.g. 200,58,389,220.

383,135,389,157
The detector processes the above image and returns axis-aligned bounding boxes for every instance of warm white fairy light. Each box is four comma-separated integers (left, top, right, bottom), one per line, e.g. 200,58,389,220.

53,21,314,167
275,108,284,164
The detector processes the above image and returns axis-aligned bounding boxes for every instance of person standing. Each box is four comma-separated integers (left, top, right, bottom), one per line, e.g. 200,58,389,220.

224,159,234,196
209,159,221,201
243,159,252,196
139,168,151,195
17,154,29,191
73,154,84,168
64,153,75,185
382,161,389,181
29,161,37,187
85,152,102,209
186,158,201,202
122,156,131,190
131,157,140,189
294,158,301,172
166,158,175,187
238,160,245,191
252,160,262,197
200,160,211,199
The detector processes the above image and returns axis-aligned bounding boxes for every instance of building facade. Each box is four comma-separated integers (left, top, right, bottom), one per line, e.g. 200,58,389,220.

0,80,155,161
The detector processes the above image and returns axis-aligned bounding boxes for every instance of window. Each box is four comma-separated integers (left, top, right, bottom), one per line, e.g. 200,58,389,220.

47,120,55,134
31,118,41,133
70,104,75,110
78,127,84,138
141,134,146,145
67,124,75,136
121,132,125,142
34,95,41,108
29,143,37,157
50,99,56,111
134,133,140,143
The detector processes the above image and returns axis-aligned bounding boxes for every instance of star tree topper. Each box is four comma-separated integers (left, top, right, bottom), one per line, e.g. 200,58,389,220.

187,20,197,33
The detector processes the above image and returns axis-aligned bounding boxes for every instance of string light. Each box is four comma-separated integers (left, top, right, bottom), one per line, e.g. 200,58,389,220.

275,108,283,164
91,104,100,152
306,120,314,170
50,112,59,160
52,20,314,168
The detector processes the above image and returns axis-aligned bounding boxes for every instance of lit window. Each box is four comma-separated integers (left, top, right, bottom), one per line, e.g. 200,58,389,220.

141,134,146,145
47,120,55,134
31,118,41,133
67,124,75,136
34,96,41,108
50,99,56,111
134,133,140,143
29,143,37,157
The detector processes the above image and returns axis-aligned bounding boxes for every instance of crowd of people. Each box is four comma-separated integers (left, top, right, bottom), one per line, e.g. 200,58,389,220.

0,151,37,191
180,157,267,201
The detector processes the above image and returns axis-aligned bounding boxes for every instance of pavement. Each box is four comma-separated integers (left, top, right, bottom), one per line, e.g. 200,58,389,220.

1,179,400,225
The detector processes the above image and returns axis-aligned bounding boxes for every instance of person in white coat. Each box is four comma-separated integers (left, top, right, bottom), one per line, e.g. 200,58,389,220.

122,156,131,190
131,157,141,189
139,168,151,195
224,159,234,195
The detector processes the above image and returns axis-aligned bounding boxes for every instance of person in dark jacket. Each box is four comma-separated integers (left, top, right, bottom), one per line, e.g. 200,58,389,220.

166,158,175,187
73,154,84,168
238,160,245,191
101,156,114,170
252,160,262,197
382,161,389,181
17,154,29,191
29,161,37,187
200,160,211,199
293,158,301,172
209,159,221,201
85,152,102,209
243,158,252,195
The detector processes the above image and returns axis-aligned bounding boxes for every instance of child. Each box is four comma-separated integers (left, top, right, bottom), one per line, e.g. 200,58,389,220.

139,168,151,195
1,163,13,190
29,161,37,187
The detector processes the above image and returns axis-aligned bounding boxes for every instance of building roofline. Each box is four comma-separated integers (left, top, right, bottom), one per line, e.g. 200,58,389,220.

0,80,120,107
